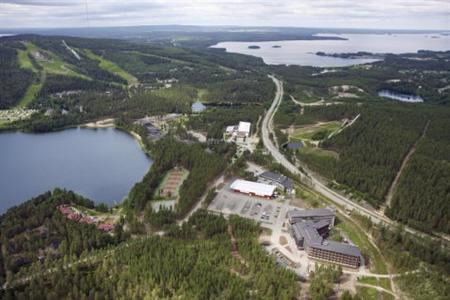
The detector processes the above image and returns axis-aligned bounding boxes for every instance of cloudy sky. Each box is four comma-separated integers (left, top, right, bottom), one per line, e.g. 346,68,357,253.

0,0,449,30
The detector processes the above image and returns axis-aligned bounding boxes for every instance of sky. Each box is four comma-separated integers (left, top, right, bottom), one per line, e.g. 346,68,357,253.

0,0,449,30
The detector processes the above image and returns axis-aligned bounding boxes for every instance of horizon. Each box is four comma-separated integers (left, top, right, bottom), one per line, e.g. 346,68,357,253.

1,24,449,33
0,0,449,31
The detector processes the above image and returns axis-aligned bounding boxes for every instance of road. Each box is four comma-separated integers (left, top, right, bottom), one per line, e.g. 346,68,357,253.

263,75,449,243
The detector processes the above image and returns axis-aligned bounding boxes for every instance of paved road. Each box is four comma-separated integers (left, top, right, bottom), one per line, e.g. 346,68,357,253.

263,75,449,243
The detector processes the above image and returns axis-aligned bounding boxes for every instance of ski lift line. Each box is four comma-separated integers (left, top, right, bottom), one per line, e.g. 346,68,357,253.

84,0,90,28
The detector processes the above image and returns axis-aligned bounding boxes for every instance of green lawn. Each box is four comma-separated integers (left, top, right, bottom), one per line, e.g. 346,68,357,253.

84,49,138,86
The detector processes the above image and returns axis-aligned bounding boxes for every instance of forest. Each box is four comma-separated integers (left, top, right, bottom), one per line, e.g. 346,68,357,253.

386,113,450,234
126,137,229,222
0,189,123,284
273,61,450,232
3,211,299,300
0,42,34,108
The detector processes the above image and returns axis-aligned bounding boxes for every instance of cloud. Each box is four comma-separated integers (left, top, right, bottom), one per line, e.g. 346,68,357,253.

1,0,80,6
0,0,448,30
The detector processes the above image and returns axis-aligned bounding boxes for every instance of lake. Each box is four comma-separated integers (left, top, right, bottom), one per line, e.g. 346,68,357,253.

211,33,450,67
0,127,152,213
378,90,424,103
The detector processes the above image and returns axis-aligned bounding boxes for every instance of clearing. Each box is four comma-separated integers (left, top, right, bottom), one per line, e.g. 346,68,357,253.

288,121,342,143
155,168,189,199
83,49,138,87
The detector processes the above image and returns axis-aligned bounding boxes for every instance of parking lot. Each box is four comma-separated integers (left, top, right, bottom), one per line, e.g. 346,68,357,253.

208,181,286,226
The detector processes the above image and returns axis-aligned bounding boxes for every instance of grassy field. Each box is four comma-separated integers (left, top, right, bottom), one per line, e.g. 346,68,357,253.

196,88,209,101
16,42,89,106
152,85,197,104
18,81,44,107
337,220,388,274
290,121,342,141
84,49,138,86
17,49,36,71
25,42,86,78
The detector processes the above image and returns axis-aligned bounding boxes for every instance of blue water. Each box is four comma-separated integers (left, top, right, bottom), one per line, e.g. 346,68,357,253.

212,33,450,67
378,90,424,103
192,101,206,113
0,127,152,212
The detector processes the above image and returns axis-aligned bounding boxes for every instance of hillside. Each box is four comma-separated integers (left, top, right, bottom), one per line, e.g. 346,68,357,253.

0,34,272,132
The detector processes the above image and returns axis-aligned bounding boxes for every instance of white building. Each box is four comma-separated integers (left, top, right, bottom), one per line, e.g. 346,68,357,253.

225,121,251,138
230,179,277,198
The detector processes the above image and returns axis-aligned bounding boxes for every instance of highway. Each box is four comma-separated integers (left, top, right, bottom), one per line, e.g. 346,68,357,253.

262,75,449,242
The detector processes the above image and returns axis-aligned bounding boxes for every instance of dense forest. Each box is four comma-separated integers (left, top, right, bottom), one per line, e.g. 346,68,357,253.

0,189,122,284
0,43,34,108
3,211,298,300
386,113,450,234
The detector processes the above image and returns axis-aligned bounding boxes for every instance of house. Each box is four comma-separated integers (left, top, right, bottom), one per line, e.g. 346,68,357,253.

259,171,295,194
98,223,115,232
230,179,277,198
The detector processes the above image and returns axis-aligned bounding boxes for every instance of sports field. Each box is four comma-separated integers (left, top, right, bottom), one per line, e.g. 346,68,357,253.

156,168,189,199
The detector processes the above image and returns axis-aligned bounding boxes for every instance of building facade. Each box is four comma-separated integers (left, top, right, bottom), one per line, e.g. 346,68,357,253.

288,208,361,268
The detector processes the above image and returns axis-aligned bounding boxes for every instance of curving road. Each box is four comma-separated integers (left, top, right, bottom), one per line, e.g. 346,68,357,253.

262,75,449,242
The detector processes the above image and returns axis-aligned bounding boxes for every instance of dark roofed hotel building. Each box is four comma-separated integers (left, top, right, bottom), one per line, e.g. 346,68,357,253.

288,208,361,268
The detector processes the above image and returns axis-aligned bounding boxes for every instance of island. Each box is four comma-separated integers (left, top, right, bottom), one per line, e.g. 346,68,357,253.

272,45,282,48
248,45,261,49
315,51,385,59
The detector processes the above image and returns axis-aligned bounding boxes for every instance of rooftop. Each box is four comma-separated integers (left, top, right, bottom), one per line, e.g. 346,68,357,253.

286,141,304,150
287,207,335,219
293,220,361,258
238,121,251,134
260,171,294,189
230,179,277,196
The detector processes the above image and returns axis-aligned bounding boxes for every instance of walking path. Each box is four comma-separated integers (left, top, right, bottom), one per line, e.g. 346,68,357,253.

356,283,397,297
383,120,429,211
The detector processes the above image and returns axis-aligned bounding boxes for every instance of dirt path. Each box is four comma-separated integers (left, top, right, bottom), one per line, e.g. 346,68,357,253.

383,120,430,212
356,283,397,298
228,224,248,266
